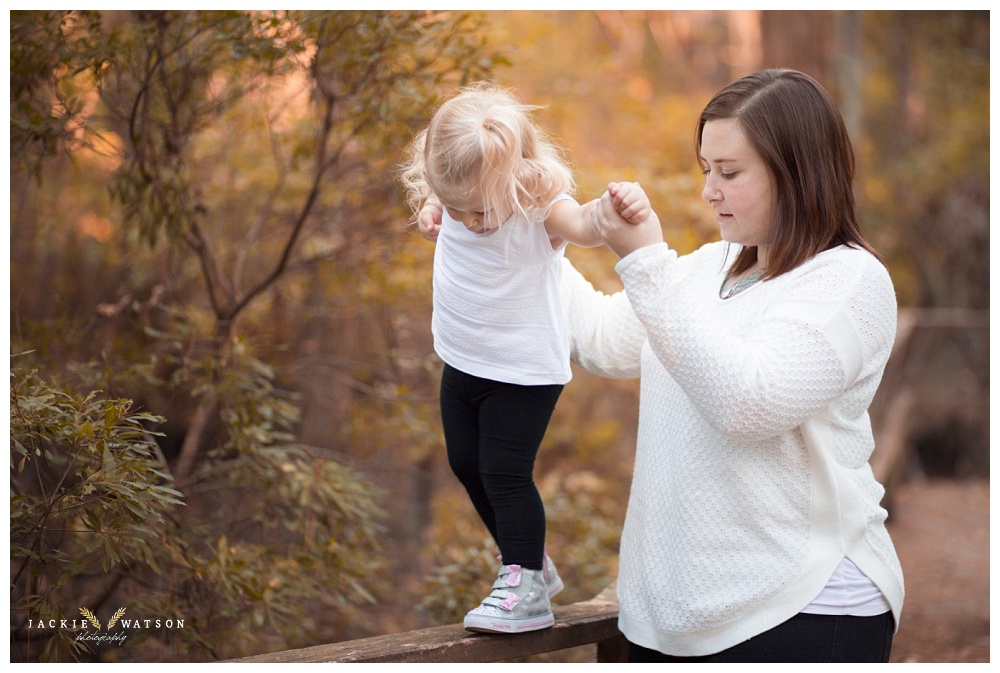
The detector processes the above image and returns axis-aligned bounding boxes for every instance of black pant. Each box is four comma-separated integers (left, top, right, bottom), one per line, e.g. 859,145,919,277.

439,364,563,570
627,611,895,663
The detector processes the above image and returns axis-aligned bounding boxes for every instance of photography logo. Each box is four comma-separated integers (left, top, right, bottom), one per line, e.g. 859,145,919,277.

79,606,126,630
27,606,184,646
75,606,129,645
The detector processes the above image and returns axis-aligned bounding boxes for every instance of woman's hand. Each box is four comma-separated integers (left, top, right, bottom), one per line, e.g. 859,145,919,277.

418,201,444,241
592,183,663,258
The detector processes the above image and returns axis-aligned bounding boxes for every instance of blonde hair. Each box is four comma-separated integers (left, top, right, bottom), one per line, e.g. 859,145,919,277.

401,82,575,227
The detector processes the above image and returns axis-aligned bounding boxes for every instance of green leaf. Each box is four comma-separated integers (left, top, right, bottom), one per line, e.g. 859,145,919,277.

101,446,117,471
84,508,102,532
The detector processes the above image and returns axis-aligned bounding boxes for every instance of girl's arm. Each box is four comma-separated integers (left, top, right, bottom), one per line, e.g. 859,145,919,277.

417,201,443,241
546,182,654,249
544,198,603,248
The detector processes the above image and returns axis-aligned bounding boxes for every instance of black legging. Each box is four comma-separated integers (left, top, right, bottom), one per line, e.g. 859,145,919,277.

627,611,895,663
439,364,563,570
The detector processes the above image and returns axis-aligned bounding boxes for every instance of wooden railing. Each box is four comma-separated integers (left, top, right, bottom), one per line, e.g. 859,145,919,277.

868,307,989,505
230,584,625,663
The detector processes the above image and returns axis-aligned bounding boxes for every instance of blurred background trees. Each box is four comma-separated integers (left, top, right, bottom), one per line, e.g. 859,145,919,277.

9,9,989,662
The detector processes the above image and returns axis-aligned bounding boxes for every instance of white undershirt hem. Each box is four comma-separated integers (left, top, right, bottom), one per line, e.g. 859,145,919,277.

802,557,893,616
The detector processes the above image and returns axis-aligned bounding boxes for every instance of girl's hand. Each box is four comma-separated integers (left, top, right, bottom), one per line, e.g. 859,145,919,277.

592,185,663,258
609,181,652,224
418,201,444,241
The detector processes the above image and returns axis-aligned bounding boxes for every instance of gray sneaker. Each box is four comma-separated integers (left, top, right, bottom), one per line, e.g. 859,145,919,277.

463,564,555,633
495,553,565,599
543,552,564,599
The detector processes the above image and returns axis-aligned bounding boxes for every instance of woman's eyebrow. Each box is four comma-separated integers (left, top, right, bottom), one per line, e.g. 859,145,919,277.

699,155,739,164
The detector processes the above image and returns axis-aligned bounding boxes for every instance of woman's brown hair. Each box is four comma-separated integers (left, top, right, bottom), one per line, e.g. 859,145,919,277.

696,69,883,279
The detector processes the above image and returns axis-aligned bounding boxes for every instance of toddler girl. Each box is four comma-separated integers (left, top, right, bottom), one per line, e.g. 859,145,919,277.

401,82,649,633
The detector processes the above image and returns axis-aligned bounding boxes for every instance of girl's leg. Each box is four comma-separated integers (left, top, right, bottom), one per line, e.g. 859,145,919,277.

443,368,564,634
440,365,499,544
476,379,563,571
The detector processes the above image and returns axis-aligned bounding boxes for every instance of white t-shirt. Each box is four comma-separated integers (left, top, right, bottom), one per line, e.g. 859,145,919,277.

432,197,573,386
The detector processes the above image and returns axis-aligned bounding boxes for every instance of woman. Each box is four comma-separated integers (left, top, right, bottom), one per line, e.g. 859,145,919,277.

562,69,903,662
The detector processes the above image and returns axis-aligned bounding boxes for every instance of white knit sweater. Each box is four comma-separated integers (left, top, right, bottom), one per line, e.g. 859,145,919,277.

560,241,904,656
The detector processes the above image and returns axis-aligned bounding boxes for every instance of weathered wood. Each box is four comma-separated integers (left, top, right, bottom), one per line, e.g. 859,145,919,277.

228,585,620,663
868,307,989,503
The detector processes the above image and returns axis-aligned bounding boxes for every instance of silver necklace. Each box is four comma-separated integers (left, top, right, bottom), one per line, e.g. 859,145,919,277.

721,270,764,299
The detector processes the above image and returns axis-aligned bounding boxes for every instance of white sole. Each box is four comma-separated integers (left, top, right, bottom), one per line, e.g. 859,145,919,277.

463,610,555,634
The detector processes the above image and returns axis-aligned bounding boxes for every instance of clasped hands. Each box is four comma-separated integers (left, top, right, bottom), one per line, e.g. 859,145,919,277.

417,182,662,259
593,182,663,259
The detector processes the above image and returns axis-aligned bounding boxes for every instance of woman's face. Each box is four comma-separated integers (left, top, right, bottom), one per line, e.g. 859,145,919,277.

700,118,777,261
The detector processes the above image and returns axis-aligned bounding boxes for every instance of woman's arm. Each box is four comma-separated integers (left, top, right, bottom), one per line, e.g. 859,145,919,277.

615,246,897,439
560,258,645,379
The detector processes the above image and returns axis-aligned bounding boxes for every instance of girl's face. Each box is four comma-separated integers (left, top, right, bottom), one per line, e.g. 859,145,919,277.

442,191,510,235
700,118,777,264
443,196,491,234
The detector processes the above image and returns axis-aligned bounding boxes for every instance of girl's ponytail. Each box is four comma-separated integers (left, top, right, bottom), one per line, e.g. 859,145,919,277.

477,105,530,224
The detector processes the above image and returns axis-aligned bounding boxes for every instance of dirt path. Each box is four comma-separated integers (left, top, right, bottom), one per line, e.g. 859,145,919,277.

887,478,989,663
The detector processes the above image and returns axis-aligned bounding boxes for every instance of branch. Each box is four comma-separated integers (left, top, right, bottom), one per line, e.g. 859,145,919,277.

11,439,91,590
180,221,231,318
172,388,218,487
233,100,291,288
222,65,340,322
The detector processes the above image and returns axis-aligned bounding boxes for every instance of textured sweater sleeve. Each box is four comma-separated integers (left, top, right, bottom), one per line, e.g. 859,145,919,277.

615,243,896,440
559,257,646,379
